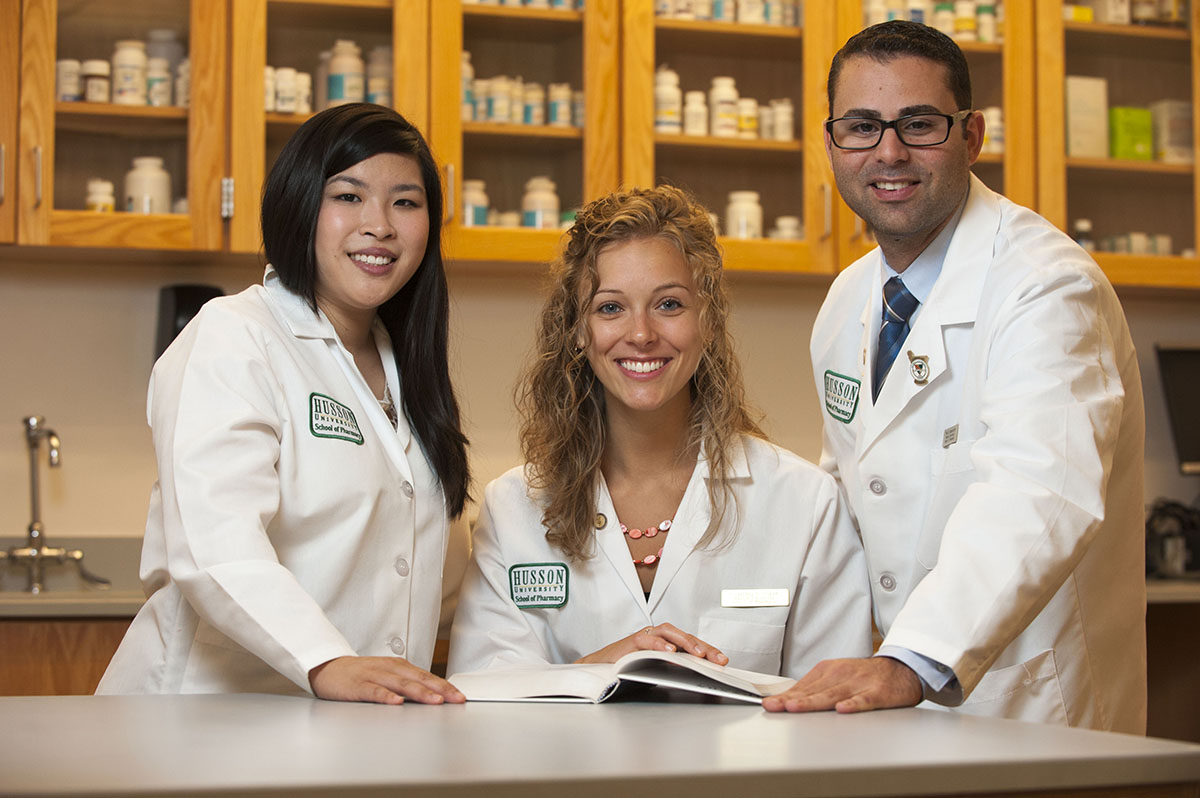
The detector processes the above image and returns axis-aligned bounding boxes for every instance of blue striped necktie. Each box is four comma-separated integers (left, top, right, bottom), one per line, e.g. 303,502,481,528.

874,276,920,402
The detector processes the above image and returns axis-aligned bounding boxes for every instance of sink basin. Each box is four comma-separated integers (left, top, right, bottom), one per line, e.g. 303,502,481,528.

0,537,144,616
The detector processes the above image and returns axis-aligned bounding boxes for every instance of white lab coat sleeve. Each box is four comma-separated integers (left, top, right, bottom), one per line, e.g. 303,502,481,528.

152,310,356,693
781,471,874,678
883,266,1126,700
446,480,554,676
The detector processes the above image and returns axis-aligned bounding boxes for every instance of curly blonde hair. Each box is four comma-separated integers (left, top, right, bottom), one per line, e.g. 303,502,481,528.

517,184,764,560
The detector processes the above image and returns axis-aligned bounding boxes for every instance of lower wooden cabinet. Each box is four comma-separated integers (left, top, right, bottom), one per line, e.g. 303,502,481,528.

0,618,131,696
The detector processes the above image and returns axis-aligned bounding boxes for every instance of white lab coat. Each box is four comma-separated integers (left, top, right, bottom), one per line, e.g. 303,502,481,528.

810,176,1146,732
98,267,465,696
447,435,872,678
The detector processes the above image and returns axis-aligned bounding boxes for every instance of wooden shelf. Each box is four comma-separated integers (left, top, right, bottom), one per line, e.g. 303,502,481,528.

464,121,583,140
719,237,829,275
463,5,583,41
1064,20,1191,60
1067,157,1194,177
1065,20,1190,41
1094,252,1200,289
55,103,187,137
47,210,194,250
654,18,801,38
956,40,1004,55
655,132,801,153
444,226,566,264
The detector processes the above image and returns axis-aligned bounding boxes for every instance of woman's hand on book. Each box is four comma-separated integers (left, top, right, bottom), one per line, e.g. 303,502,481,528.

575,623,729,666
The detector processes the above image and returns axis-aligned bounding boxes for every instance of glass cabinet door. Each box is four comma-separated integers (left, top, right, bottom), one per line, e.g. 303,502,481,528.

621,0,838,275
16,0,226,250
228,0,427,254
1036,0,1200,289
429,0,620,264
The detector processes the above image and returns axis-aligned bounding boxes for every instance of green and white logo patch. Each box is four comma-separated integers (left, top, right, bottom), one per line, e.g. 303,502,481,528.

309,393,364,444
509,562,569,608
824,370,861,424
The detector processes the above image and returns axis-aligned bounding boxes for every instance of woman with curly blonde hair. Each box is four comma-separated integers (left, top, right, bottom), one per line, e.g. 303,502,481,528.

449,185,870,679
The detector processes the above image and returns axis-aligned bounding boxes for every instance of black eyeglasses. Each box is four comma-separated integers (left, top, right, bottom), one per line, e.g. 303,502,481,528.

825,110,974,150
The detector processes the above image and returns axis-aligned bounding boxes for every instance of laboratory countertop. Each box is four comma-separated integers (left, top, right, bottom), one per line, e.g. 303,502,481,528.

1,694,1198,798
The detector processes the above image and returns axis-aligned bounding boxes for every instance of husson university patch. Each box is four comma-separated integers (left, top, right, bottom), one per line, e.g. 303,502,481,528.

824,370,861,424
509,563,569,608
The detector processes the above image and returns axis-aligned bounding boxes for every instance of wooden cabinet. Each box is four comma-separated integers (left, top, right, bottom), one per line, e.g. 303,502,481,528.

620,0,836,274
3,0,1200,292
8,0,226,250
1036,0,1200,289
428,0,620,264
831,0,1036,268
0,617,131,696
228,0,429,253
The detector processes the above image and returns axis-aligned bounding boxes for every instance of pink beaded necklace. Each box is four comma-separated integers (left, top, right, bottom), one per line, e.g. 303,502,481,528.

621,519,672,566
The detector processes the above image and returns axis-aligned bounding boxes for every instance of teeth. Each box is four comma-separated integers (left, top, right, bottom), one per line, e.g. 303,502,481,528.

350,253,394,266
620,359,665,374
875,181,913,191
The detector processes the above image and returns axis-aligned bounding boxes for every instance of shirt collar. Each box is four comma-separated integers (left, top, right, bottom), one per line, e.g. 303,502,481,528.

879,185,970,304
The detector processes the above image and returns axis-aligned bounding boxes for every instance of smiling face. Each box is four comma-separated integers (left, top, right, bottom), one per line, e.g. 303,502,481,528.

583,236,703,420
825,54,983,269
312,152,429,335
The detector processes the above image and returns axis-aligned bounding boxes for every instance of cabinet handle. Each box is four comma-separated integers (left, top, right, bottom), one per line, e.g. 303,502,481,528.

33,146,43,209
444,163,455,225
821,183,832,240
0,144,5,205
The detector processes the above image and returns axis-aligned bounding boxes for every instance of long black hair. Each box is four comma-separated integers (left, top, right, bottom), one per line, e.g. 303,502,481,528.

261,103,470,517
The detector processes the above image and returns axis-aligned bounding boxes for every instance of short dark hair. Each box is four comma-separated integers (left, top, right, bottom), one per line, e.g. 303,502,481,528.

261,103,470,517
827,21,972,117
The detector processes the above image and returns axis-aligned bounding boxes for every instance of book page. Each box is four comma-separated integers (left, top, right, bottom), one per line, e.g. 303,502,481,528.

449,663,617,702
613,650,796,697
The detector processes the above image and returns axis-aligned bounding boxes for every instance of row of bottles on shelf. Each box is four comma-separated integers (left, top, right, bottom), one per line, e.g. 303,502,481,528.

462,177,573,229
461,53,583,126
863,0,1003,43
55,30,189,107
460,178,802,241
462,0,582,8
269,41,393,115
655,0,802,25
656,69,795,140
1062,0,1189,26
83,157,185,215
1072,218,1189,256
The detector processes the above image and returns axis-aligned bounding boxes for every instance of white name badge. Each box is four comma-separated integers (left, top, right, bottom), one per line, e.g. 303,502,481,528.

721,588,790,608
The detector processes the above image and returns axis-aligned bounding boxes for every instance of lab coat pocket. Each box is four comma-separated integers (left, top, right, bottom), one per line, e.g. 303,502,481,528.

957,649,1069,726
698,614,786,675
918,440,978,569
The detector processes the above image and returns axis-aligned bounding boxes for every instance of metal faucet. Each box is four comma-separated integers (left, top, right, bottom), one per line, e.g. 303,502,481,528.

0,416,110,593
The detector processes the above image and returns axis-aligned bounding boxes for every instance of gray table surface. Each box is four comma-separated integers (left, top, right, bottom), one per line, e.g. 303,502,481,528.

1,694,1199,798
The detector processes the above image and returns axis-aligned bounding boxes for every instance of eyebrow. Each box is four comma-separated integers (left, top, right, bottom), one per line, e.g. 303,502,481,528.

326,175,426,194
595,282,693,296
839,104,947,119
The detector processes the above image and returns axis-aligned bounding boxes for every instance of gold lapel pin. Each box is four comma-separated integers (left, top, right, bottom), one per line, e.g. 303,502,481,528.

594,513,607,530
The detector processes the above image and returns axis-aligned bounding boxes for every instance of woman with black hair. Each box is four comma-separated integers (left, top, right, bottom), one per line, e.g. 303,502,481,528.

98,104,470,705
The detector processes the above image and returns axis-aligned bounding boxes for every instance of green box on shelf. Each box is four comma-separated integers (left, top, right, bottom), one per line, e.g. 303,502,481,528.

1109,107,1153,161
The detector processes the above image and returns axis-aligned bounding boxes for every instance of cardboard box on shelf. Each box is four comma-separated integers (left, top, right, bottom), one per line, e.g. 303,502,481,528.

1066,75,1109,159
1094,0,1132,23
1109,106,1153,160
1150,99,1193,164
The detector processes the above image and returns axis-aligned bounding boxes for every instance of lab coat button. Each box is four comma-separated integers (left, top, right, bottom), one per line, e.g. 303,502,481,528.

879,573,897,591
388,636,406,656
394,557,410,577
400,481,414,498
868,479,886,496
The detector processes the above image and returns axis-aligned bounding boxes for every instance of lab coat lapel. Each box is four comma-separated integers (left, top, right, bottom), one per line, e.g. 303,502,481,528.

264,267,414,481
858,176,996,453
645,441,748,611
594,479,658,615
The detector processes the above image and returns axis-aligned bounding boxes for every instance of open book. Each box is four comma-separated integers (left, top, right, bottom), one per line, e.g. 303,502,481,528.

447,649,796,704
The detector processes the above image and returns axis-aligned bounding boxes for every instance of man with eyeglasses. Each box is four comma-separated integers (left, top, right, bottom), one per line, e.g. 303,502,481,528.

763,21,1146,734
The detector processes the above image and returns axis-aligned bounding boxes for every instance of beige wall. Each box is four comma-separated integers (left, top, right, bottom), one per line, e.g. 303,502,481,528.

0,255,1197,541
